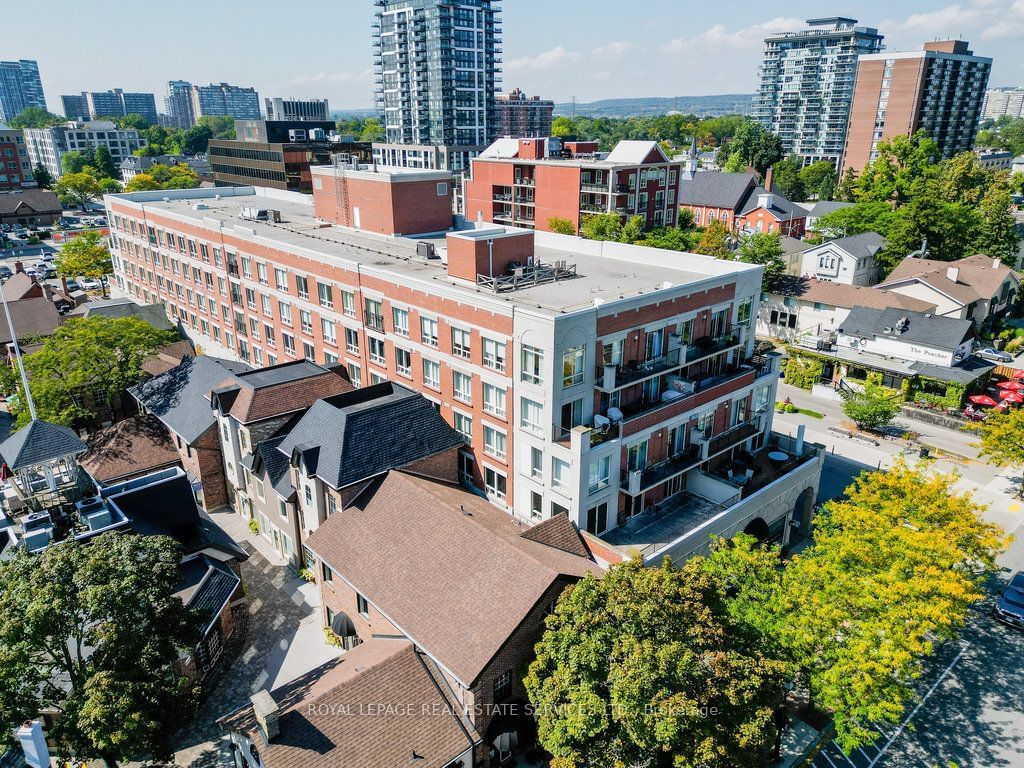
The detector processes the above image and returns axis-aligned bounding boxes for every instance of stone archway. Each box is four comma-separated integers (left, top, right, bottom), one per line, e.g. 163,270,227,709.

794,486,815,533
743,516,770,542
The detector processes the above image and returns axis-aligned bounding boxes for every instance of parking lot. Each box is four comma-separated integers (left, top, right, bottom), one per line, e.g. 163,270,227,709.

0,210,109,295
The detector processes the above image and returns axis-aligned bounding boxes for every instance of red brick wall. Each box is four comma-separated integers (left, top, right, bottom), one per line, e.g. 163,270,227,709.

445,230,536,281
596,285,736,336
171,424,228,510
312,173,453,235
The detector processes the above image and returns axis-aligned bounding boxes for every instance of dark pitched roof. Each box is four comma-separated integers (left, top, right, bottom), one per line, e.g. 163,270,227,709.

219,638,476,768
79,414,180,484
809,231,886,259
677,170,758,209
176,554,240,634
0,296,61,344
129,356,249,444
307,471,599,685
141,339,195,377
808,200,854,218
520,513,590,558
774,276,936,312
213,360,351,424
71,299,176,331
3,272,43,301
737,186,805,220
253,436,294,499
0,190,61,216
276,382,463,490
839,306,974,351
0,419,87,471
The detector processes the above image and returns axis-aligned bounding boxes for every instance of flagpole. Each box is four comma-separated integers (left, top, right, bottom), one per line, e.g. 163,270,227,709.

0,279,37,421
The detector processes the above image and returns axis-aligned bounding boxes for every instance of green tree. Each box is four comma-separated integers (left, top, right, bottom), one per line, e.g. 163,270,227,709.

855,132,940,207
525,559,789,768
196,114,235,139
676,207,695,230
975,185,1021,266
114,113,151,130
358,117,386,142
97,177,122,195
738,231,786,291
551,116,575,137
620,214,645,243
840,382,900,432
939,151,992,205
150,162,200,189
975,406,1024,495
722,151,746,173
547,217,576,235
638,226,700,252
55,231,113,296
727,121,783,176
800,161,837,201
694,219,731,257
61,150,89,175
93,145,119,179
31,163,53,190
54,171,101,210
581,212,623,241
12,316,176,427
180,124,214,156
836,167,859,202
0,532,202,766
124,173,161,192
8,106,65,129
771,157,805,201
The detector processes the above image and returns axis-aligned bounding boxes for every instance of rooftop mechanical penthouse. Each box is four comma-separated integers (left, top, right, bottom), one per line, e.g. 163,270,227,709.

105,163,822,563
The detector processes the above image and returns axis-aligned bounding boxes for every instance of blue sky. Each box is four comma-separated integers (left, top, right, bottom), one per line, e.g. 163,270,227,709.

7,0,1024,113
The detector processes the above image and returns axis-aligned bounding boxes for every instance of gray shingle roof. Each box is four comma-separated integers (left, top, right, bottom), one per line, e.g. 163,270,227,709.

71,298,176,331
812,231,886,259
0,190,61,216
839,306,974,351
737,186,804,220
129,355,250,444
677,171,758,209
808,200,854,218
0,419,87,471
255,435,295,499
176,555,240,634
276,382,464,490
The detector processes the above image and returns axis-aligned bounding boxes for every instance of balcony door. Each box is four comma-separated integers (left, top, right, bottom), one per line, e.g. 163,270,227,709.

732,398,747,427
560,398,583,432
627,440,648,472
710,309,727,338
645,328,665,361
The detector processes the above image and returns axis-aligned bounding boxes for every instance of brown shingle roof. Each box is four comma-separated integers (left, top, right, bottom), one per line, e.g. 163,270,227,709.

307,471,600,685
0,190,61,216
776,276,937,312
142,339,195,377
520,513,590,558
3,272,43,301
880,254,1021,305
79,414,180,484
0,296,61,344
228,369,351,423
218,638,475,768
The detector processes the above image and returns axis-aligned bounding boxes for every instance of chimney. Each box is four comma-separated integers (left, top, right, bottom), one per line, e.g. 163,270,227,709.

946,266,960,283
764,166,774,191
61,276,69,294
13,261,23,274
993,258,1001,269
16,721,49,768
251,690,280,741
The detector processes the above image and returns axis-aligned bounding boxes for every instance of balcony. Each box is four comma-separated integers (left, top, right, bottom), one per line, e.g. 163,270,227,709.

616,364,754,425
597,349,683,391
580,182,608,193
513,177,535,187
684,333,740,365
364,311,384,332
706,419,759,456
621,445,703,495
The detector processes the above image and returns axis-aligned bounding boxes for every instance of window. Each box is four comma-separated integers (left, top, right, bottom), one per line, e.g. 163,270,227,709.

257,262,268,285
454,412,473,444
318,282,333,308
483,338,506,371
341,290,356,317
483,425,506,460
452,327,471,359
552,458,570,490
588,456,610,494
321,562,333,582
520,397,543,434
369,336,386,364
261,294,272,316
485,467,507,500
283,333,296,356
421,317,439,347
423,359,441,389
483,383,506,418
530,447,543,479
357,593,369,619
437,181,449,196
459,450,475,486
453,371,472,403
296,275,309,299
521,345,543,384
347,362,362,387
322,318,337,344
530,492,543,520
264,324,276,346
300,309,313,334
392,307,409,336
345,327,360,353
494,669,512,700
562,346,585,387
395,347,411,376
737,298,752,324
241,256,252,279
364,297,384,330
585,502,608,535
279,499,288,519
279,301,292,325
696,411,714,434
303,341,316,361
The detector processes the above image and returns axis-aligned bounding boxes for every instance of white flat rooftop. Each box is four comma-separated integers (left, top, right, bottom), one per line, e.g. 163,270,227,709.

108,187,759,316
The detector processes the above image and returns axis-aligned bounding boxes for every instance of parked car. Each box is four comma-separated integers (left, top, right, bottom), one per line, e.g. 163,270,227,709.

994,571,1024,628
0,266,13,280
977,347,1014,363
63,279,80,293
78,278,102,291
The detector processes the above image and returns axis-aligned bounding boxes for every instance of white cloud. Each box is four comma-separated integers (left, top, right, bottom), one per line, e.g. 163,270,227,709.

504,46,582,75
284,68,374,86
591,41,634,60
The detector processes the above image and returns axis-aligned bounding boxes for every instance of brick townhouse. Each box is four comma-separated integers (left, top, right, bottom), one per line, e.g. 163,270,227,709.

219,469,600,768
106,166,822,564
677,169,807,237
463,137,685,233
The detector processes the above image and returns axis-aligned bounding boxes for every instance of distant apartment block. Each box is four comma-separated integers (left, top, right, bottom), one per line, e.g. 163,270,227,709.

497,88,554,137
208,119,371,193
755,18,884,166
24,121,145,179
265,97,330,122
60,89,159,125
842,40,991,175
983,87,1024,120
0,125,35,190
165,80,195,128
464,137,684,233
0,60,45,123
106,171,823,565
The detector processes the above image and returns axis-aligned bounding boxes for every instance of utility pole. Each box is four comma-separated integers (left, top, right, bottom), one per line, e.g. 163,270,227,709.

0,279,36,421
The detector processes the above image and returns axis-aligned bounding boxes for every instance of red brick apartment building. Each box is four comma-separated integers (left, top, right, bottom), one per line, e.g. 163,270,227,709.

463,137,685,234
496,88,554,138
0,126,33,191
105,165,821,565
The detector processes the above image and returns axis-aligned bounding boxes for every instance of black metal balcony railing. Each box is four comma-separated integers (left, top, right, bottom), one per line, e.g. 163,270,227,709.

364,311,384,332
706,419,759,456
685,333,740,364
617,365,753,423
621,444,703,492
598,349,683,389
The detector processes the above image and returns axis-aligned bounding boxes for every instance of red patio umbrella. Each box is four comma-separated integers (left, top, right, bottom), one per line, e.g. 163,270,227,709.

1000,381,1024,391
970,394,999,406
1002,390,1024,404
1013,369,1024,380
